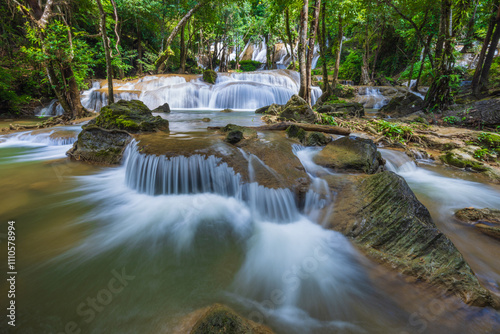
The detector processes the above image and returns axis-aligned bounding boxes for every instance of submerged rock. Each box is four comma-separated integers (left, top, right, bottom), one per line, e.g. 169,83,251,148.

313,137,384,174
173,304,274,334
379,94,424,117
93,100,169,133
203,69,217,84
327,171,499,308
220,108,234,113
152,102,171,113
225,130,243,144
279,95,318,123
67,126,132,164
455,207,500,241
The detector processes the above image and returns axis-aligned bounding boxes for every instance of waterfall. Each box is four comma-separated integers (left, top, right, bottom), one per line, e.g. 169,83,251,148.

355,87,389,109
36,99,65,117
82,70,322,112
123,141,299,222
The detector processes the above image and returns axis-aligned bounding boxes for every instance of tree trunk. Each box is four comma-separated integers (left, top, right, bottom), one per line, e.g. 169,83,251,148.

179,24,186,73
360,23,372,85
319,1,330,94
285,8,295,66
472,2,500,95
303,0,321,105
96,0,114,104
425,0,453,111
332,14,343,87
155,2,204,73
371,25,384,81
63,66,86,118
414,34,433,91
298,0,309,101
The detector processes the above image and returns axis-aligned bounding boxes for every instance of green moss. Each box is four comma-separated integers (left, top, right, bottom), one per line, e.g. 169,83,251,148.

440,152,488,172
203,69,217,84
285,124,306,141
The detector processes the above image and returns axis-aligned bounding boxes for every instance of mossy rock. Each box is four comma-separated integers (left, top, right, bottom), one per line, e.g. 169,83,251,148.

313,137,384,174
256,104,282,116
279,95,318,123
225,130,243,144
285,124,306,142
303,132,331,146
440,152,488,172
67,126,131,165
329,171,499,308
203,69,217,84
152,102,171,113
188,304,274,334
220,123,257,139
93,100,169,133
220,108,234,113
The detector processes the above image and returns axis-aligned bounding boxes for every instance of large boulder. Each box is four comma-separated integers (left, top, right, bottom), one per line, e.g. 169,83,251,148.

278,95,318,123
67,126,132,164
68,100,168,164
93,100,169,133
379,93,424,117
327,171,499,308
172,304,274,334
313,137,384,174
316,102,364,117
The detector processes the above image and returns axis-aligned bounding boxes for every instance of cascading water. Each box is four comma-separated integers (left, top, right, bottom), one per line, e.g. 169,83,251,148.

0,127,79,162
63,139,397,333
35,99,65,117
355,87,389,109
381,149,500,213
82,70,322,112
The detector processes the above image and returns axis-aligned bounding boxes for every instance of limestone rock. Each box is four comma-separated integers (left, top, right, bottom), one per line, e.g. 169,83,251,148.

327,171,499,308
152,102,171,113
67,126,131,165
379,94,424,117
93,100,169,133
279,95,318,123
313,137,384,174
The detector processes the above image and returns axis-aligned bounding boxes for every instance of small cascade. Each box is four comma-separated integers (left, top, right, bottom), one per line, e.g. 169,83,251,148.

379,149,417,173
36,99,65,117
292,145,334,223
123,142,299,222
0,128,79,162
82,70,322,111
355,87,389,109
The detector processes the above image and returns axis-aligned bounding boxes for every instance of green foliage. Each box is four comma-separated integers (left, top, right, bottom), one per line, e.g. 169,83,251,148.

443,116,460,125
318,114,338,126
400,60,433,85
238,60,262,72
474,148,493,161
371,120,413,143
490,57,500,88
22,20,95,90
339,51,362,84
